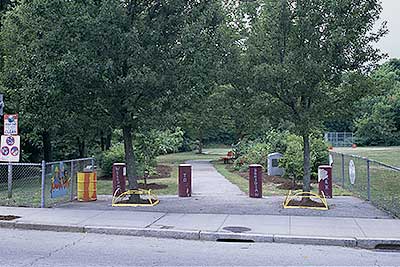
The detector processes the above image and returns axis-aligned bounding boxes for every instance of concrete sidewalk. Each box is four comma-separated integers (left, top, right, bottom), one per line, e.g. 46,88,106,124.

1,206,400,249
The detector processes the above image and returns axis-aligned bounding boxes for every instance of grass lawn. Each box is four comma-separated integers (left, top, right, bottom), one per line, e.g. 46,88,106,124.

333,146,400,167
213,161,353,197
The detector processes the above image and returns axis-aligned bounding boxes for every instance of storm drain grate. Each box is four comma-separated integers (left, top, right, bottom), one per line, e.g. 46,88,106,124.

0,215,20,221
375,244,400,251
222,226,251,233
217,239,254,243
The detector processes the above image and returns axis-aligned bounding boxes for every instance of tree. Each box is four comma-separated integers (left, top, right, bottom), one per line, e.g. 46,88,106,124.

247,0,386,191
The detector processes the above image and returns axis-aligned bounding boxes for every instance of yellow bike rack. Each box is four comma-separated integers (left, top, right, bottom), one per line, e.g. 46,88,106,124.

283,190,329,210
112,189,160,207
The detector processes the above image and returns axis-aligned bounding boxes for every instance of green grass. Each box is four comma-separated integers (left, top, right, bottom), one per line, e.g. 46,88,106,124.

333,146,400,167
213,161,353,197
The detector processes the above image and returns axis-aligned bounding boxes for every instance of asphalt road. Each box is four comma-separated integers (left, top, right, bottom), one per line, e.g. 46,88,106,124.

0,229,400,266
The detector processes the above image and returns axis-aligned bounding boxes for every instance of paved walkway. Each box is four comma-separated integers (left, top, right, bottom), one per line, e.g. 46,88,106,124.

1,206,400,249
188,160,244,197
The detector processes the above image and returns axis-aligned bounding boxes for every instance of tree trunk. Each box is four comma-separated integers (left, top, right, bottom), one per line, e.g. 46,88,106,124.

198,130,203,154
105,132,112,150
77,137,85,158
302,134,311,192
122,126,140,203
42,131,52,162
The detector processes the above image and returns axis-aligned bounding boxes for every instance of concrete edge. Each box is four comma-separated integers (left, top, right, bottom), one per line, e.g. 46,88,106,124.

3,220,400,250
85,226,201,240
200,231,273,243
356,238,400,249
273,235,357,247
14,222,84,233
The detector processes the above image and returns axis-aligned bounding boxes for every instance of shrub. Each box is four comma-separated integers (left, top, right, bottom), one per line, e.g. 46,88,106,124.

233,142,271,172
280,134,329,180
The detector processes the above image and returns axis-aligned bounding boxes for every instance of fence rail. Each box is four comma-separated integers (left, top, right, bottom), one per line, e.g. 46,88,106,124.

0,158,95,208
330,151,400,217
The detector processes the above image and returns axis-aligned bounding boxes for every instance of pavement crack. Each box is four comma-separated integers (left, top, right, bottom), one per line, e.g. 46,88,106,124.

27,233,87,267
353,218,367,237
145,213,168,228
216,214,229,231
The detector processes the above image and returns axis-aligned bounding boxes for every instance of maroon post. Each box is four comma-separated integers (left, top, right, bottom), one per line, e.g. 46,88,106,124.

318,165,332,198
249,164,262,198
178,164,192,197
112,163,126,196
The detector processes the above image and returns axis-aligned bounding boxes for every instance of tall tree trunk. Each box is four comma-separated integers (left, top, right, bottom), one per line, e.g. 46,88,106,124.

42,131,52,162
105,132,112,150
198,130,203,154
302,134,311,192
122,126,140,203
77,137,85,158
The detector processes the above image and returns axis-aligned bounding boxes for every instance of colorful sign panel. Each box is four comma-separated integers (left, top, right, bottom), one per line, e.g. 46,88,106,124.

0,135,20,162
4,114,18,135
50,162,70,198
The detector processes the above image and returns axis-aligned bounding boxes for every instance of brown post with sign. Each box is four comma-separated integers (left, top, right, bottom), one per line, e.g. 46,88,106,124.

318,165,332,198
112,163,126,196
249,164,262,198
178,164,192,197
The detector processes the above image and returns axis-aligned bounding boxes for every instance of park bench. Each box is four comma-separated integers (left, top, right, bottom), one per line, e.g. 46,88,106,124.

222,151,234,164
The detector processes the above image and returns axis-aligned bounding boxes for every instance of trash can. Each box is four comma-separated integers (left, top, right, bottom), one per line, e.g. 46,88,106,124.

77,171,97,201
178,164,192,197
249,164,262,198
318,165,332,198
112,163,126,196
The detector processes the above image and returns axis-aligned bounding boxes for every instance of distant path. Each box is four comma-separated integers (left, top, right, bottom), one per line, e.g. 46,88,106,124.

186,160,244,197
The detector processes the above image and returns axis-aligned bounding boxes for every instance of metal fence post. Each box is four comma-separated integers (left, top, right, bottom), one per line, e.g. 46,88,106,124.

91,158,95,170
70,161,75,201
341,154,345,187
41,160,46,208
367,159,371,201
7,163,12,199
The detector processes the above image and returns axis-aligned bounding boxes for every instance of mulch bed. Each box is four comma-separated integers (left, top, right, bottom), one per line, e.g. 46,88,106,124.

137,183,168,190
0,215,20,221
286,198,326,208
231,167,305,190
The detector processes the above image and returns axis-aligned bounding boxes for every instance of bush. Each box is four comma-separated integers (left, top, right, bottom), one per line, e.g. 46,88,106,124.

280,134,329,180
233,142,271,172
99,128,184,177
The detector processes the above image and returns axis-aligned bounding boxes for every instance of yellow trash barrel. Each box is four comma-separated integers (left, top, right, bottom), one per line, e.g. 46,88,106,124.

77,172,97,201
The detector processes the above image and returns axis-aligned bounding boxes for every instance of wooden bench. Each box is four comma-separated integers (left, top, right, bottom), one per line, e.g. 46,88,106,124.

222,151,234,164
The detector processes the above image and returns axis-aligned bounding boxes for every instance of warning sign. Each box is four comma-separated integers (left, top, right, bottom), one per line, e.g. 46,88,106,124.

0,135,20,162
4,114,18,135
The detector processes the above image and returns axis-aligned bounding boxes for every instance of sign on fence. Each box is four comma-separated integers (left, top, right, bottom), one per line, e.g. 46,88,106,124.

349,160,356,185
0,135,20,162
4,114,18,135
50,162,70,198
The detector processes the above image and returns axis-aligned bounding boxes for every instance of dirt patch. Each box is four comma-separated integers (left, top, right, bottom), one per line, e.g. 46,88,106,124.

287,198,326,208
0,215,20,221
138,183,168,190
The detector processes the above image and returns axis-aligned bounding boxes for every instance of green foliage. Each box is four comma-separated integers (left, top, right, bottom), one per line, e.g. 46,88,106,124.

233,142,270,172
99,128,184,177
280,135,329,180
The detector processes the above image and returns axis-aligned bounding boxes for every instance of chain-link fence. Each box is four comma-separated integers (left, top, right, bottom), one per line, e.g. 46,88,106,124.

330,151,400,217
325,132,354,147
0,158,95,208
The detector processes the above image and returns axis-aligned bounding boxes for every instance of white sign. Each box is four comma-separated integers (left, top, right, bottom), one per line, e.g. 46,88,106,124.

4,114,18,135
318,168,328,182
0,135,20,162
349,160,356,185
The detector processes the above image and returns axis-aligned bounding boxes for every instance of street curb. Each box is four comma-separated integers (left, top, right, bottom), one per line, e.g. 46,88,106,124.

356,238,400,249
14,222,85,233
200,231,273,242
2,221,400,249
273,234,357,247
85,226,201,240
